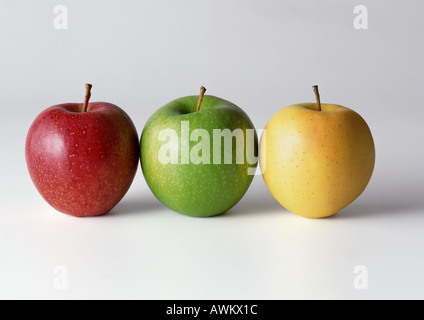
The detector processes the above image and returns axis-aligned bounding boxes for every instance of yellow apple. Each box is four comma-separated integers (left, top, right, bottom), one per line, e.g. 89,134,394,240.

260,86,375,218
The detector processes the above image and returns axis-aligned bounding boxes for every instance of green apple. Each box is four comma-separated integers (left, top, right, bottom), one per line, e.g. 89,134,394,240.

140,87,258,217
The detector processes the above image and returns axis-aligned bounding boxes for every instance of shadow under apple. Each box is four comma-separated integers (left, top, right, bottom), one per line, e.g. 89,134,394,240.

228,173,424,219
337,176,424,219
108,193,164,216
224,179,285,217
109,173,424,219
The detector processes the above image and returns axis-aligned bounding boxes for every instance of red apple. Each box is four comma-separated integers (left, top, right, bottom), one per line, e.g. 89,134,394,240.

25,84,139,217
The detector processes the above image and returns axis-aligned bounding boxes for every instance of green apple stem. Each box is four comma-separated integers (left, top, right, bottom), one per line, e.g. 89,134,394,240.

312,85,321,112
195,86,207,112
82,83,93,112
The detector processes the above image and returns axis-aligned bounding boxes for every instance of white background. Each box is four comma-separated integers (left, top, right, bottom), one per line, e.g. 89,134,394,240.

1,0,423,299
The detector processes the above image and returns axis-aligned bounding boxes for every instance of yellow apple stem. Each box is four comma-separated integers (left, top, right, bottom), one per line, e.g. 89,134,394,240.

195,86,207,112
82,83,93,112
312,85,321,112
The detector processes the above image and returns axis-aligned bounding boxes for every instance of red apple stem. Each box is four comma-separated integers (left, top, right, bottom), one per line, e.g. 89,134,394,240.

82,83,93,112
312,85,321,112
195,86,207,112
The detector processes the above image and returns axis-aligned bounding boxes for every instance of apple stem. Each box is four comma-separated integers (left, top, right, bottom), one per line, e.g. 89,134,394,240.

312,85,321,112
82,83,93,112
195,86,207,112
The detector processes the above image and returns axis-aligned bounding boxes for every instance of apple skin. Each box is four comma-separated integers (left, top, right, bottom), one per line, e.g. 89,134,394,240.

140,95,258,217
25,102,139,217
260,103,375,218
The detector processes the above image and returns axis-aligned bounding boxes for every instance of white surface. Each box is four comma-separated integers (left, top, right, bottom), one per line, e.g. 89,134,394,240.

1,0,423,300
